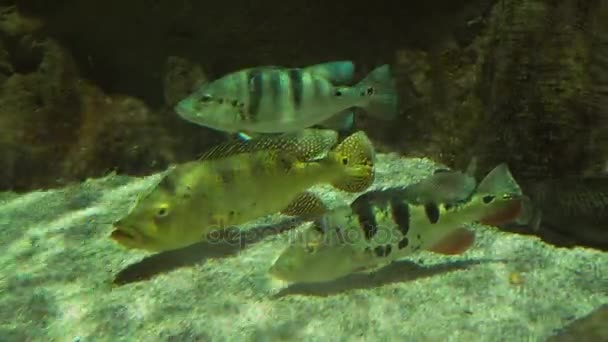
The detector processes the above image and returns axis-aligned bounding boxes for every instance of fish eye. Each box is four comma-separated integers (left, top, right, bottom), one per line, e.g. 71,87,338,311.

482,195,495,204
366,86,375,95
200,94,212,102
341,157,348,165
156,205,170,218
333,89,342,97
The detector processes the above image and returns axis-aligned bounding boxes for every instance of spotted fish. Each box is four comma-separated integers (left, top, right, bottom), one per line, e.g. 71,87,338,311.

174,61,398,134
111,128,376,252
269,163,524,284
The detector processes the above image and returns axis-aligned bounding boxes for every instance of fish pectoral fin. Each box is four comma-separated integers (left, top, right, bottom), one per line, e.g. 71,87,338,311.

315,110,355,133
428,227,476,255
281,192,328,219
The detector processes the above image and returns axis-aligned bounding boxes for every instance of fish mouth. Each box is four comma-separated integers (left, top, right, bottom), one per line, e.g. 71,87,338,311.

110,228,135,241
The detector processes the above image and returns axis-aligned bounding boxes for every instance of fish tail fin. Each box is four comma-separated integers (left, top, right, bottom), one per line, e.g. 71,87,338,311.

329,131,376,192
357,64,399,120
476,163,525,226
512,195,542,231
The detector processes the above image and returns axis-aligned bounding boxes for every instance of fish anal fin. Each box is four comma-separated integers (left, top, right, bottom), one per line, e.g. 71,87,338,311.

281,191,328,219
428,228,476,255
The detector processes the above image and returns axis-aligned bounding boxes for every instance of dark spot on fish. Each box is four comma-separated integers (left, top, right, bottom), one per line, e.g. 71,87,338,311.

364,247,372,254
374,245,386,257
398,237,409,249
366,86,374,95
483,195,495,204
288,69,303,109
247,69,264,117
433,168,450,174
229,210,236,217
269,71,284,107
424,203,440,224
417,234,421,240
217,98,224,104
276,152,293,172
200,94,212,102
444,203,453,210
218,168,235,185
341,157,348,165
231,100,239,107
352,197,378,240
158,176,177,194
334,89,342,97
390,198,410,236
384,244,392,256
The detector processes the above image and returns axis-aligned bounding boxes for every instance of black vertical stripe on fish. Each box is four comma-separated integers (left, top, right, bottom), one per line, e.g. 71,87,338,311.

424,202,440,224
398,237,409,249
384,244,392,256
351,197,378,240
374,245,386,257
247,69,264,118
390,198,410,236
269,71,284,109
288,68,304,109
312,77,325,101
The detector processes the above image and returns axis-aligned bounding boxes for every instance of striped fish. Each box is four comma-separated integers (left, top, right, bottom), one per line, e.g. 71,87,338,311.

111,128,376,252
174,61,398,134
268,163,524,284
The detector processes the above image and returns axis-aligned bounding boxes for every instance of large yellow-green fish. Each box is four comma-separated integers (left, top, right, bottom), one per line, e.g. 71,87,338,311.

111,128,376,252
269,163,524,284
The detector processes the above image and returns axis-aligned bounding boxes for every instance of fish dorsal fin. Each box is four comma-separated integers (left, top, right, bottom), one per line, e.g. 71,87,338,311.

476,163,522,196
303,61,355,84
198,129,339,161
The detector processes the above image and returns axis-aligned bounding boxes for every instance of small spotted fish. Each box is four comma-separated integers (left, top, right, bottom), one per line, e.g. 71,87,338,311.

174,61,398,135
269,163,524,284
111,128,376,252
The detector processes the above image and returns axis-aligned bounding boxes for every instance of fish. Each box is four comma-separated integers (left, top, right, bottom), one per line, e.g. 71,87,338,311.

509,176,608,249
174,60,398,134
111,128,376,252
268,163,524,284
404,157,478,205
